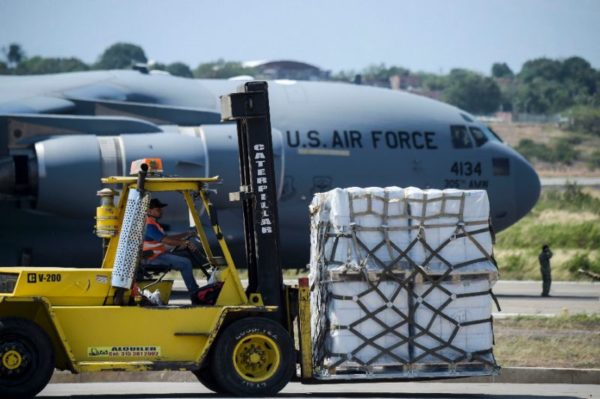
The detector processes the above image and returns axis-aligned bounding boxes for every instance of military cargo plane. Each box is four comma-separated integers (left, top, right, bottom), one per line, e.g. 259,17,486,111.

0,70,540,267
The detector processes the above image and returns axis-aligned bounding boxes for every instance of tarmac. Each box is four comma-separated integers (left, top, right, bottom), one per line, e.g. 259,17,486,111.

492,280,599,316
40,380,600,398
46,280,599,392
171,279,600,316
49,366,600,385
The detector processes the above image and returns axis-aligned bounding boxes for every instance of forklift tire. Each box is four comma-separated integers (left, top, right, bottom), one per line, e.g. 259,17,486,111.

0,317,55,399
192,367,226,393
211,317,295,396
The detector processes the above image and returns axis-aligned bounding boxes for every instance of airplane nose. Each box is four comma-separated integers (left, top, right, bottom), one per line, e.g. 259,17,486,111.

512,155,541,220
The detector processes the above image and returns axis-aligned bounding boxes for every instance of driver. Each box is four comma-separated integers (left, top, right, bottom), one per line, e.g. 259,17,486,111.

143,198,200,299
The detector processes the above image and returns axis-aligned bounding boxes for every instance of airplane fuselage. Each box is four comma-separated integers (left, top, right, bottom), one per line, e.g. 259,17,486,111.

0,71,540,267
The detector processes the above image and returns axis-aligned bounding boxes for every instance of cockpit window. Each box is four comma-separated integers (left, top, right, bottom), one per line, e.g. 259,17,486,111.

451,125,473,148
460,113,474,122
469,127,488,147
486,126,504,142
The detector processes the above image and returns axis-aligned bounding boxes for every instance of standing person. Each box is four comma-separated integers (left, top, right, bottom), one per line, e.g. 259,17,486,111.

538,244,553,297
144,198,200,300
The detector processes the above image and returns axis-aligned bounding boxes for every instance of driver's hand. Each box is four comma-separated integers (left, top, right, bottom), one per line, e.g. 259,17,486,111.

185,240,199,253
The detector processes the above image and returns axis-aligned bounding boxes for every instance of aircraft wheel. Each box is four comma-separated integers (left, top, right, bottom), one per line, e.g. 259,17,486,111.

0,317,55,399
192,366,226,393
212,317,295,396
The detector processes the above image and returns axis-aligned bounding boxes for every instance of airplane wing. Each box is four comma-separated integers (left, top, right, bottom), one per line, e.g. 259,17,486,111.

0,72,222,155
0,114,163,156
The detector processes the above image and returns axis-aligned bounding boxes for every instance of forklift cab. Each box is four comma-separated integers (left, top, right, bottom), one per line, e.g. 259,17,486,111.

97,158,250,308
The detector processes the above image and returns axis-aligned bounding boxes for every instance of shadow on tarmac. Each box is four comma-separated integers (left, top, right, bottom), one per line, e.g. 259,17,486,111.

39,394,584,399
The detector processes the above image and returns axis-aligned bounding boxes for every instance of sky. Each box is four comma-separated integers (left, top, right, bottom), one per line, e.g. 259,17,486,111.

1,0,599,75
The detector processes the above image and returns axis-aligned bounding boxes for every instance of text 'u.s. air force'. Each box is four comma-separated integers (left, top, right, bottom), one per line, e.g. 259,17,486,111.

286,130,438,150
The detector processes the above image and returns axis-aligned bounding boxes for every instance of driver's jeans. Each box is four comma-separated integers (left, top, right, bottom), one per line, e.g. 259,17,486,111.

146,253,200,293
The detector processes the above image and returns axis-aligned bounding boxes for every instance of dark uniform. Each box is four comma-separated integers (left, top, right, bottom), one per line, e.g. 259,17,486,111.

538,245,553,297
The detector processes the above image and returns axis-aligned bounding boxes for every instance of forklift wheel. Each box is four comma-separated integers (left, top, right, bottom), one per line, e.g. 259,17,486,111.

0,318,55,399
192,367,226,393
212,317,295,396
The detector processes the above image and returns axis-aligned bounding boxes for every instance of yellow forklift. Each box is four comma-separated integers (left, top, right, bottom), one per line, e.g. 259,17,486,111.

0,82,314,398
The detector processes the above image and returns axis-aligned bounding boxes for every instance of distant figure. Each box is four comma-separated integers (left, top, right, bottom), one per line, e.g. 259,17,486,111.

538,245,553,297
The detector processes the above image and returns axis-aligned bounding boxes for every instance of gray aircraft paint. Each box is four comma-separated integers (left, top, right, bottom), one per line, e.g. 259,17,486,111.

0,71,540,267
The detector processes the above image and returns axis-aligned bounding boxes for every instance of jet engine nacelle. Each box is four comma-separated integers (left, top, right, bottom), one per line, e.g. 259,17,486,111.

32,132,205,219
22,125,284,231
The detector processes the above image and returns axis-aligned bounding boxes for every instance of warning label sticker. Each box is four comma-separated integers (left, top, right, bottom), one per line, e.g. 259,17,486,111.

87,346,161,358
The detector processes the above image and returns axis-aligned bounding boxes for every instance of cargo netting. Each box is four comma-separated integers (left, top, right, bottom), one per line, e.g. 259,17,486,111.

309,187,500,380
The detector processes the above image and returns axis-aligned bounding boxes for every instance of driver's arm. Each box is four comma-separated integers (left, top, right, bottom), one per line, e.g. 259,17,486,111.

169,231,193,240
161,235,197,251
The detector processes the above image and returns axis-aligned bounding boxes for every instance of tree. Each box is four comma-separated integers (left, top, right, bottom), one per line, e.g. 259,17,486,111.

330,69,358,82
567,106,600,136
518,58,562,83
0,61,8,75
361,63,409,82
514,79,553,113
443,69,501,114
149,62,167,71
561,56,597,104
167,62,193,78
16,57,89,75
194,60,255,79
96,43,147,70
3,43,25,68
514,56,599,113
418,72,448,91
491,62,513,78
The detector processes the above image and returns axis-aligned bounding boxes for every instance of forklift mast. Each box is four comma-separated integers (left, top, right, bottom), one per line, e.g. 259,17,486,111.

221,82,285,320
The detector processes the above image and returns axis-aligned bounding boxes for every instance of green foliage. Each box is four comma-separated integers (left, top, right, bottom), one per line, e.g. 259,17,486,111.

518,58,562,83
563,253,600,276
514,78,572,114
3,43,25,67
497,221,600,250
515,138,578,165
491,62,513,78
149,62,167,71
498,185,600,252
15,56,88,75
330,69,358,82
515,139,550,161
514,57,598,114
166,62,193,78
193,59,255,79
503,254,527,274
418,72,448,91
588,150,600,170
535,184,600,214
361,63,409,82
442,69,501,114
552,138,578,164
95,42,147,70
1,42,597,119
150,62,193,78
566,105,600,136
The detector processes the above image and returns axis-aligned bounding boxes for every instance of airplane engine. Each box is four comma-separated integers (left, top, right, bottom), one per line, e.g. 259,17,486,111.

1,132,207,221
0,125,284,235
